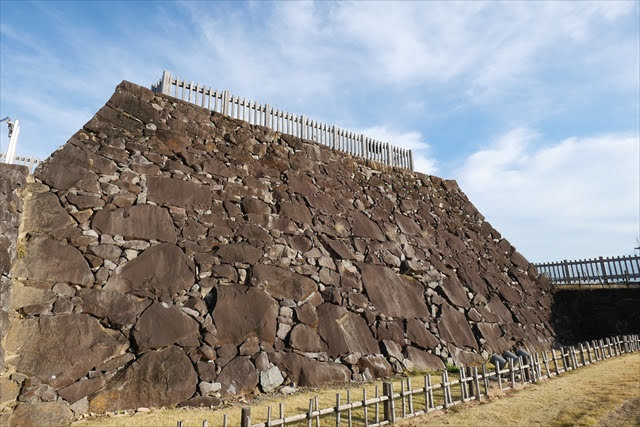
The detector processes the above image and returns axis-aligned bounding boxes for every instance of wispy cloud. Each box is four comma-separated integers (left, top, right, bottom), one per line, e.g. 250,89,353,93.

456,128,639,261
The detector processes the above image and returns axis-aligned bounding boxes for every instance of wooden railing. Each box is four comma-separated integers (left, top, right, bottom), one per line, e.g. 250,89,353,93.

535,255,640,286
176,334,639,427
151,71,414,171
0,152,40,172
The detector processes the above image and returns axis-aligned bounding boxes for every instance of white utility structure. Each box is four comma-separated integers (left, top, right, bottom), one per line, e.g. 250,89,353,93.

1,117,20,164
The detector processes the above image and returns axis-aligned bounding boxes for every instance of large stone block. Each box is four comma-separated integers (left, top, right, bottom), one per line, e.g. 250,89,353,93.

211,285,278,346
12,236,93,287
358,263,429,318
5,313,123,389
251,264,317,301
9,402,73,427
147,176,212,211
105,243,194,299
268,352,351,387
316,303,379,357
132,302,199,351
88,346,197,412
92,205,177,242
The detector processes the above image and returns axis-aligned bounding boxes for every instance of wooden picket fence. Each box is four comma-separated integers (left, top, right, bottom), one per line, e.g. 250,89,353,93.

535,255,640,287
176,334,639,427
151,71,414,171
0,152,40,172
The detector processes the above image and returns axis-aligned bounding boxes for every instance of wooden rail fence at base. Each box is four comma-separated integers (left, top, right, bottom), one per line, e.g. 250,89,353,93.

175,334,639,427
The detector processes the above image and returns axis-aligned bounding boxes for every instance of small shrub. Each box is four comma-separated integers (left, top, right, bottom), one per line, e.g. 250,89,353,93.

446,363,460,374
16,242,27,259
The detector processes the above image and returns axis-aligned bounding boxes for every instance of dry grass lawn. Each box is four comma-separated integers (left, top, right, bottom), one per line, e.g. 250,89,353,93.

398,352,640,427
74,353,639,427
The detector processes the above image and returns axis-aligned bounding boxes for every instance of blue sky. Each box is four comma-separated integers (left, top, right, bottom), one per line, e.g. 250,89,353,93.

1,1,638,262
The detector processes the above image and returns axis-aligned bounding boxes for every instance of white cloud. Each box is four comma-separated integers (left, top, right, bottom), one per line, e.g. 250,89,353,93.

455,129,639,261
356,125,437,174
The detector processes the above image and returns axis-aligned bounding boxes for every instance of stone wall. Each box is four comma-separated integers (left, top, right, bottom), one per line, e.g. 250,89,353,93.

0,164,28,422
2,80,555,421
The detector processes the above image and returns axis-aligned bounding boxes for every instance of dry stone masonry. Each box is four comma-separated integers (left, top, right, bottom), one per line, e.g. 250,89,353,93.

1,81,555,422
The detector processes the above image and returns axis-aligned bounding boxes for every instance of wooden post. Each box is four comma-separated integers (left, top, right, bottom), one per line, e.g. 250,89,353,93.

542,351,551,378
473,367,481,400
459,369,466,400
160,70,172,95
223,414,228,427
301,115,306,140
383,381,395,423
386,143,392,166
407,378,414,415
347,389,352,426
363,388,368,426
495,361,502,390
408,149,414,170
241,407,251,427
509,358,516,388
375,385,380,424
579,344,586,366
427,374,434,411
177,422,183,427
203,420,208,427
335,393,341,427
518,356,526,385
482,364,489,396
586,342,593,364
423,375,430,411
307,399,313,427
222,91,229,115
400,379,406,417
442,371,449,409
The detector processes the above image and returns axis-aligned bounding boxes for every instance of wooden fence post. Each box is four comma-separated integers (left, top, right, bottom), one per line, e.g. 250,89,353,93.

495,361,502,390
383,381,395,423
241,407,251,427
442,371,449,409
473,367,481,400
482,364,489,396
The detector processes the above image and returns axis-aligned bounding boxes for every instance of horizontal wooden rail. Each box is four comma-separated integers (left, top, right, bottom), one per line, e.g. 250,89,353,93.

178,334,639,427
151,70,414,171
534,254,640,286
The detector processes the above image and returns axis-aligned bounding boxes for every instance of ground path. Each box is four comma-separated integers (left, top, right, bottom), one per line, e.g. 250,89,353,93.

398,352,640,426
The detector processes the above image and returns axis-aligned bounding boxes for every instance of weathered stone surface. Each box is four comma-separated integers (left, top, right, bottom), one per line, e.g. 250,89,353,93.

105,243,194,298
58,376,106,404
132,302,199,351
88,346,196,412
404,347,445,371
5,314,121,389
77,288,150,328
252,264,317,301
212,285,278,346
22,191,74,234
381,340,403,361
352,212,385,241
439,276,471,309
92,205,177,242
216,242,262,265
9,402,73,427
477,323,510,353
147,176,212,210
216,356,258,397
317,303,379,357
12,236,93,287
36,144,100,192
269,352,351,387
177,396,221,408
358,263,429,318
0,377,20,409
260,366,284,392
357,355,393,378
289,324,326,352
437,303,479,351
406,319,438,350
